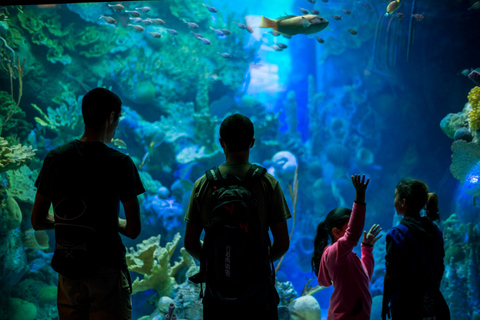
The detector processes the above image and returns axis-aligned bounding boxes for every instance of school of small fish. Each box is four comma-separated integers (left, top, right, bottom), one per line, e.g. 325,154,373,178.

100,0,425,53
99,3,253,58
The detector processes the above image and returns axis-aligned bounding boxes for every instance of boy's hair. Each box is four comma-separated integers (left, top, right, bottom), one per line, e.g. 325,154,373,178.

396,178,440,221
82,88,122,128
311,207,352,276
219,113,254,152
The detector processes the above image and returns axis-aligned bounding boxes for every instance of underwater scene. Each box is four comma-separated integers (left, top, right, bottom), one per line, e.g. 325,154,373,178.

0,0,479,319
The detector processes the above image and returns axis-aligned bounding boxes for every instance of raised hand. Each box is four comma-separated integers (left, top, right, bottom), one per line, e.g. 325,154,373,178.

363,224,383,246
351,174,369,203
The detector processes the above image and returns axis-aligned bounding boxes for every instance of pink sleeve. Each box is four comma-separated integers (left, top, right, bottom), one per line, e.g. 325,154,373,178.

334,202,366,260
361,244,374,281
317,246,333,287
316,202,366,286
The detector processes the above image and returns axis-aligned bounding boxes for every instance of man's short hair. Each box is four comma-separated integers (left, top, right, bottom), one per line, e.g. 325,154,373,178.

219,113,254,152
82,88,122,128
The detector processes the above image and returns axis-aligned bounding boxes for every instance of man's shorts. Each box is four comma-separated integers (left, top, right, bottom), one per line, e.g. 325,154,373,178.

57,266,132,320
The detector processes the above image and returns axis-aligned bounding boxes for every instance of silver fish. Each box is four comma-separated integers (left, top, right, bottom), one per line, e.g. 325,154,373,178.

192,32,204,40
148,32,162,38
235,22,247,30
210,26,224,36
151,18,165,25
129,17,142,23
166,28,178,35
298,7,309,14
127,24,145,32
203,4,218,13
135,6,151,13
99,16,116,24
125,10,141,17
200,37,211,45
143,18,153,25
107,4,124,11
217,52,231,59
184,20,199,29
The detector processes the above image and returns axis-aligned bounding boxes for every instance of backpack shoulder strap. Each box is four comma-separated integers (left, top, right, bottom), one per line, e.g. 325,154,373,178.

205,166,223,187
242,164,266,190
394,223,409,237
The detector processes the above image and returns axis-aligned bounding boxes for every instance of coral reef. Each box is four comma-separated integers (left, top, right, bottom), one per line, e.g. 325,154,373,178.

440,111,467,139
454,127,474,142
143,195,183,234
23,229,49,251
439,215,480,319
289,295,321,320
126,233,197,297
4,195,22,232
138,171,164,196
31,98,83,144
5,164,37,204
38,286,57,307
276,280,298,307
450,140,480,197
444,258,470,320
0,137,35,173
5,297,37,320
171,281,203,320
0,228,28,290
468,86,480,131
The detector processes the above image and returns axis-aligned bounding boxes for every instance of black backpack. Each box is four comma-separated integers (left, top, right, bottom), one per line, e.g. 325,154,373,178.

189,164,277,303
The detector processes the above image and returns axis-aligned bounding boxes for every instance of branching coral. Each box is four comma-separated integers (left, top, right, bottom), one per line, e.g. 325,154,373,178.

468,86,480,131
126,233,197,297
0,137,36,174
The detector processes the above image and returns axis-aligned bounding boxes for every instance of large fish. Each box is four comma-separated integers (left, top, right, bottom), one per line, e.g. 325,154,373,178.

259,14,329,36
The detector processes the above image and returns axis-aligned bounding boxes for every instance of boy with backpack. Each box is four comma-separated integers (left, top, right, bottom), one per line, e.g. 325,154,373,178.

184,113,291,320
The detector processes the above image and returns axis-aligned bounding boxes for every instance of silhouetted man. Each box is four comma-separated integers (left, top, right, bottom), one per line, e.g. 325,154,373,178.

32,87,145,320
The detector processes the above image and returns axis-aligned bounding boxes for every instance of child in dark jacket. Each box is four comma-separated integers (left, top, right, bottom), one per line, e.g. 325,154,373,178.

382,178,449,320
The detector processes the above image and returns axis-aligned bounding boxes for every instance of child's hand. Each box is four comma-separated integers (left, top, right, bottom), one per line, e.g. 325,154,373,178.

351,174,369,192
351,174,369,203
363,224,382,246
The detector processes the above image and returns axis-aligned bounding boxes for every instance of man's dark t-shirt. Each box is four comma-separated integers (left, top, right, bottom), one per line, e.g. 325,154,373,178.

35,140,145,272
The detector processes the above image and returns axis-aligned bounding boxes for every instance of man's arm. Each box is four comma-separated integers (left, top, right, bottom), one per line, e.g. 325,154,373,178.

269,220,289,262
31,192,55,230
184,222,203,261
119,196,141,239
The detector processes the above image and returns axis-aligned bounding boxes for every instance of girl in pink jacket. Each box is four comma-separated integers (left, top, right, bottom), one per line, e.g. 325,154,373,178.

311,175,382,319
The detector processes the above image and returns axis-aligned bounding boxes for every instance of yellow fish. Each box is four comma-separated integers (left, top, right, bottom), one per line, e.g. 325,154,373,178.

111,138,127,149
385,0,400,15
259,14,329,37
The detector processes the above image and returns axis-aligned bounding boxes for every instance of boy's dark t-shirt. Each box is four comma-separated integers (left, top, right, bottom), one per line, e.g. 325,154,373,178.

35,139,145,271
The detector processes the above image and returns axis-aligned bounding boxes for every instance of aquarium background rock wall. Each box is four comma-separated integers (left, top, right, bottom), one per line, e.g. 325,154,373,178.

0,0,479,319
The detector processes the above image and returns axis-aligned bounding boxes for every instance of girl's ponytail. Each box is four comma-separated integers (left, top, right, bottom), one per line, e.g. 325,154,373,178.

311,207,352,276
425,192,440,221
311,221,330,276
